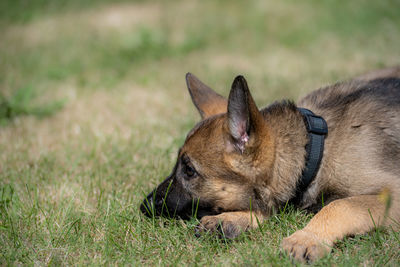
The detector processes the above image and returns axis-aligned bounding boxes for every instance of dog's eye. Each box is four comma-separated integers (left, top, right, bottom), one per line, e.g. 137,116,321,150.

183,163,197,178
181,154,197,179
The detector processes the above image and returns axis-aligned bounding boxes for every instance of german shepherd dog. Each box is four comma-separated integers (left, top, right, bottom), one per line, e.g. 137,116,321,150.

140,67,400,262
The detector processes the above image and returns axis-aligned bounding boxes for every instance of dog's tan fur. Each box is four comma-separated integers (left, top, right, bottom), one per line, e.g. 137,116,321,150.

141,67,400,262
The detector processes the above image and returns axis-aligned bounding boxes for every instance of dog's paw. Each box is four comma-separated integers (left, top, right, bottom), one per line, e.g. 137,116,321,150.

281,229,332,262
195,214,246,239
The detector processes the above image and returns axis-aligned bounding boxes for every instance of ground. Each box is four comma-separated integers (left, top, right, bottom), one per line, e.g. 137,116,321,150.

1,0,400,265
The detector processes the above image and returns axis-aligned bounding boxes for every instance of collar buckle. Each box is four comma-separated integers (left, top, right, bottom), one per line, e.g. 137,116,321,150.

303,113,328,135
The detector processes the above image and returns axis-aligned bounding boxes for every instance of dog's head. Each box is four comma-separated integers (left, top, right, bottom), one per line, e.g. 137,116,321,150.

140,74,275,219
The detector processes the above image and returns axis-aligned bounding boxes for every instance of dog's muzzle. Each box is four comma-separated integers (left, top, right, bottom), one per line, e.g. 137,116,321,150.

140,191,163,217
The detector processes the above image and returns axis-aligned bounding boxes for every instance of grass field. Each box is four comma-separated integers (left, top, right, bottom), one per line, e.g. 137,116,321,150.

1,0,400,265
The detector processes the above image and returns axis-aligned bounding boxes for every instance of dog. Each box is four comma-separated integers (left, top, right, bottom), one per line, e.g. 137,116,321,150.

140,66,400,262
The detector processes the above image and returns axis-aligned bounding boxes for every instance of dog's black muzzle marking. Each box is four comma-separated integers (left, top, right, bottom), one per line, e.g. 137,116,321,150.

140,167,218,220
140,170,194,220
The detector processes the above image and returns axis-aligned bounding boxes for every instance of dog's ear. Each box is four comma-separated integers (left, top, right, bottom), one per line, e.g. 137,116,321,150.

227,75,263,153
186,73,228,119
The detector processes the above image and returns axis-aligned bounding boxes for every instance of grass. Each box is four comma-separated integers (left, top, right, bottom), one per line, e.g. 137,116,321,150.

0,86,65,125
1,0,400,265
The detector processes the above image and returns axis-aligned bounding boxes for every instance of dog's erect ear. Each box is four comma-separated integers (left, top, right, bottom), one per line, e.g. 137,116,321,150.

228,75,263,153
186,73,228,119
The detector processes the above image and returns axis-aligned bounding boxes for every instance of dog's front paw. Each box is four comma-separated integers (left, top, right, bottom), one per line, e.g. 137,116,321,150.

281,229,332,262
195,214,247,239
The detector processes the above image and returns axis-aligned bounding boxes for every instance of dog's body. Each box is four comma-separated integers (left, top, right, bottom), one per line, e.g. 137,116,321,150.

141,67,400,262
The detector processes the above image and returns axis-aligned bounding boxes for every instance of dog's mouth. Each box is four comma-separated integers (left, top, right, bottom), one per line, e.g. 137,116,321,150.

140,192,219,220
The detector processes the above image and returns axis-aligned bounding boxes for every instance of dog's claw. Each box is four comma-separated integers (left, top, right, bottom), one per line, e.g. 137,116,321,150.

281,229,332,262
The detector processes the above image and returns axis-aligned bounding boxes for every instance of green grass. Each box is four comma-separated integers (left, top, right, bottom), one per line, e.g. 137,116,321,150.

1,0,400,265
0,86,65,125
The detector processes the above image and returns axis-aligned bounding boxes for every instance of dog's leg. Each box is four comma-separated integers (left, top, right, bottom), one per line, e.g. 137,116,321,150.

196,211,264,239
282,194,399,262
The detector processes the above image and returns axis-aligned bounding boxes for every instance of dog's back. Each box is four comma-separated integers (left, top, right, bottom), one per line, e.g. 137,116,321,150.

298,68,400,210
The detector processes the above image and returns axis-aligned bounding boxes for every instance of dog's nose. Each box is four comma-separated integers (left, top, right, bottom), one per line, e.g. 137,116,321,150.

140,193,155,217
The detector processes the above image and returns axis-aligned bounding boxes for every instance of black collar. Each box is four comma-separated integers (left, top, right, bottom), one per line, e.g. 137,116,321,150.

290,108,328,205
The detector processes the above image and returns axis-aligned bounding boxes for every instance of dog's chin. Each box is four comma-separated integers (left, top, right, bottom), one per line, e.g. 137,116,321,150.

170,208,219,220
140,198,220,220
163,203,220,220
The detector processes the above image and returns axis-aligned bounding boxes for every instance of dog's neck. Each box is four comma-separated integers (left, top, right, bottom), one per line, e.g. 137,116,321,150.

258,101,311,211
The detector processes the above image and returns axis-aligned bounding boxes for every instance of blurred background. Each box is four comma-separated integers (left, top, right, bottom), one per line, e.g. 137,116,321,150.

1,0,400,264
1,0,399,125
